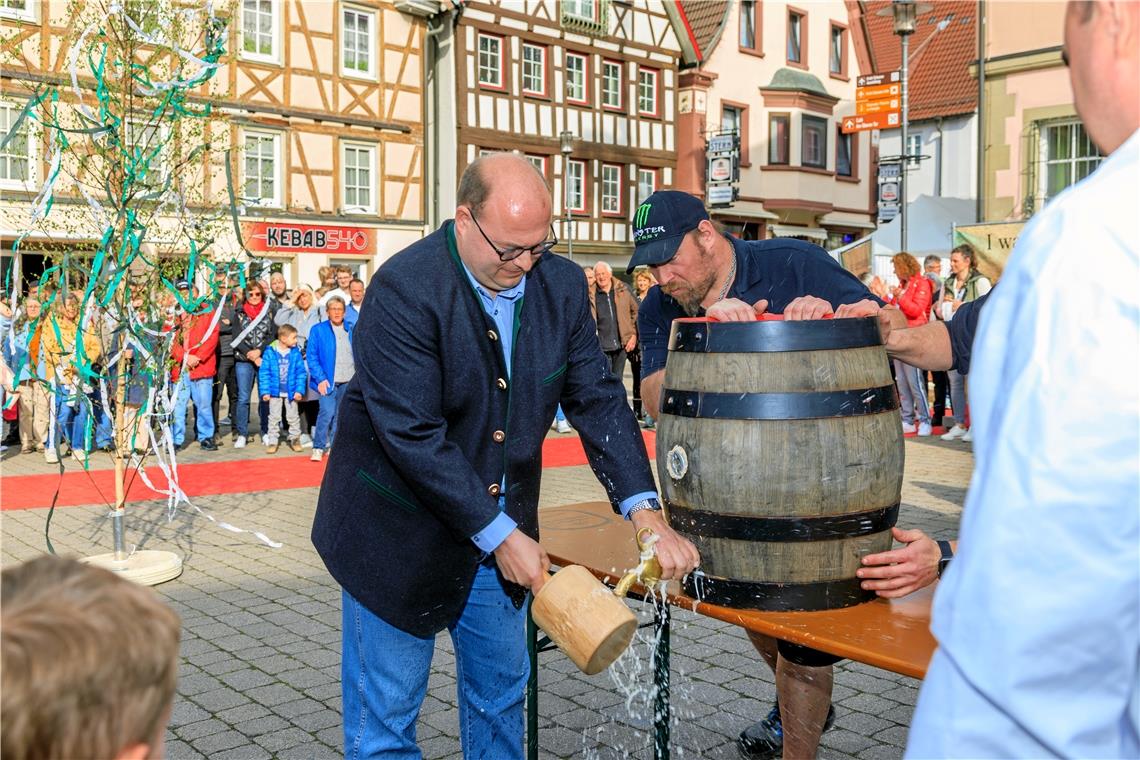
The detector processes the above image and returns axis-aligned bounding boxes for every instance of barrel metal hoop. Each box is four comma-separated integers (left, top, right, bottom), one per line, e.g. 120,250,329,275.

660,385,898,420
668,503,899,542
683,574,876,612
669,318,883,353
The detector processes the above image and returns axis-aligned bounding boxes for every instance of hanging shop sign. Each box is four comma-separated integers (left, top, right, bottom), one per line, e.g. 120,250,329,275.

242,222,377,256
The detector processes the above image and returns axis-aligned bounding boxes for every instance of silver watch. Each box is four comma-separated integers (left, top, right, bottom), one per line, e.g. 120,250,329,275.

626,498,662,517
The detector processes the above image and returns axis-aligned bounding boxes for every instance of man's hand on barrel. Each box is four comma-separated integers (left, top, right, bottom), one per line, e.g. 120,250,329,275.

834,300,904,344
706,297,767,322
782,295,834,320
834,299,883,319
857,527,940,598
494,529,552,594
629,510,701,580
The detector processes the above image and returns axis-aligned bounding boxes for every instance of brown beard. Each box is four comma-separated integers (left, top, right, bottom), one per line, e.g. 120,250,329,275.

662,238,718,316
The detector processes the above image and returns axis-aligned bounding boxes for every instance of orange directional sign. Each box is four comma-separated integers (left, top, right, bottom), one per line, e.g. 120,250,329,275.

841,112,901,134
856,97,900,115
850,70,901,133
856,83,901,101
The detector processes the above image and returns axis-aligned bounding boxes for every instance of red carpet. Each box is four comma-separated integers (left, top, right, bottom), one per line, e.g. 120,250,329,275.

0,431,657,511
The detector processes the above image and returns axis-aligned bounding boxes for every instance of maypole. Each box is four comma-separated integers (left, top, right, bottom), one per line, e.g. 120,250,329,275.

2,0,265,583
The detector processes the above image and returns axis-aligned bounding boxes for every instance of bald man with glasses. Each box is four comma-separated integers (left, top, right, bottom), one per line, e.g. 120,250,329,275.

312,153,698,759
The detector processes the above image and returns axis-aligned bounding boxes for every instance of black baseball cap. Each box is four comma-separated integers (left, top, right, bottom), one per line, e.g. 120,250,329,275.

174,279,191,290
626,190,710,273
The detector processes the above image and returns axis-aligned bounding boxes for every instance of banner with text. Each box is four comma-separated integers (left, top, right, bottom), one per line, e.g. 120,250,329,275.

953,222,1025,282
242,222,377,256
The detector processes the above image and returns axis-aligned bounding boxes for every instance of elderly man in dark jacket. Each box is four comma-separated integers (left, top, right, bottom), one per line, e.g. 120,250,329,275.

311,153,699,759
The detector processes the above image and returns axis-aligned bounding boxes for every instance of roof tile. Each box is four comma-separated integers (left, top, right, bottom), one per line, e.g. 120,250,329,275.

678,0,731,60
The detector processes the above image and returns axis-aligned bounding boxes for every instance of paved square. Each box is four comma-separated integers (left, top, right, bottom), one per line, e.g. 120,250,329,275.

1,429,971,759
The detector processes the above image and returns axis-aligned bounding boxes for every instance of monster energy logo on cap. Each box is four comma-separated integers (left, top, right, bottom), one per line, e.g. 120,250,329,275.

635,202,653,228
634,202,666,242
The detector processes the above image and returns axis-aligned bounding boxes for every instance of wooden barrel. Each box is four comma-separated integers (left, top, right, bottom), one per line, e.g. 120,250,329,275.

658,316,904,611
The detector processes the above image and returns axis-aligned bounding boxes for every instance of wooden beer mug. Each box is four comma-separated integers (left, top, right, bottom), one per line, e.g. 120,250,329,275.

531,529,662,675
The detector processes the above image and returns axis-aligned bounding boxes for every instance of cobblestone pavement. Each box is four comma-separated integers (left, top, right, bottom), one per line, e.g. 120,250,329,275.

1,417,972,759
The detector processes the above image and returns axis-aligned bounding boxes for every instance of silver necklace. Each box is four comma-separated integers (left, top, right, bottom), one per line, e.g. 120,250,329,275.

715,256,736,302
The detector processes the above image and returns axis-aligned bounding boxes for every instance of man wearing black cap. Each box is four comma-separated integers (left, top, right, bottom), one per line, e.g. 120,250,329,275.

629,190,905,760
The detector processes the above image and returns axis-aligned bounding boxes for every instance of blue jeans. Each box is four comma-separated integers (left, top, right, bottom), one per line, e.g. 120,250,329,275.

313,382,345,450
173,376,216,444
341,563,529,759
893,358,930,426
51,390,89,451
234,361,259,437
88,389,113,449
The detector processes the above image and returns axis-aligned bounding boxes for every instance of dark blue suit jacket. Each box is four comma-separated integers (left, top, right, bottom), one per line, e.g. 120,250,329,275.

311,222,655,636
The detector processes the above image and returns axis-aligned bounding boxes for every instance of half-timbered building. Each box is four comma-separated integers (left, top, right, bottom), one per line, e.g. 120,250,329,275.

676,0,876,249
426,0,699,274
1,0,427,289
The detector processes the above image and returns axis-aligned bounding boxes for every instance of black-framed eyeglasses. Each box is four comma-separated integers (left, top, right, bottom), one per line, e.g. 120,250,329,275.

469,211,558,262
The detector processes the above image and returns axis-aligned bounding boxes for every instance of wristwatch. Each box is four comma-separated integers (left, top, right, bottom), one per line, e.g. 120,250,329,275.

626,498,662,518
936,540,954,578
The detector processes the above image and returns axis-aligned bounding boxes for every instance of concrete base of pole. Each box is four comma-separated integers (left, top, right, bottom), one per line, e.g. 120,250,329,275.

82,550,183,586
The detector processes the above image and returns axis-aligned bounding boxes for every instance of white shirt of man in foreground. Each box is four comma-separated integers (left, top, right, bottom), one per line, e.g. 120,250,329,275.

906,2,1139,757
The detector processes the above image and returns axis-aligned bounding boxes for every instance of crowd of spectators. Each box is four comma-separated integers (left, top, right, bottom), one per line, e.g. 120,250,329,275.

863,243,990,441
0,264,364,465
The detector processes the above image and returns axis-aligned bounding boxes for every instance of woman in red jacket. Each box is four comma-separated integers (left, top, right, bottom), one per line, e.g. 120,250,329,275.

889,253,933,435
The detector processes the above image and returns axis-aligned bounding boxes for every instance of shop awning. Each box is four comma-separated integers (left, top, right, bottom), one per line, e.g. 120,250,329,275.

819,212,876,230
768,224,828,241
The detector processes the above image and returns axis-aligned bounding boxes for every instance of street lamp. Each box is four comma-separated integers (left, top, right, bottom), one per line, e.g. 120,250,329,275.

880,0,931,251
560,130,574,261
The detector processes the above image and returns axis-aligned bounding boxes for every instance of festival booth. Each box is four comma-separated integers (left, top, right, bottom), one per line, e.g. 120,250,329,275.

830,195,976,282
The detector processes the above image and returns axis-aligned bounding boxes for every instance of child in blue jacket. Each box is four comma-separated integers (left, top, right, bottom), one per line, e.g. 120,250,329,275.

258,324,307,454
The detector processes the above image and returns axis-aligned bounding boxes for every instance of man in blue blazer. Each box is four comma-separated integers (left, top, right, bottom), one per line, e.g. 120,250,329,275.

311,153,699,759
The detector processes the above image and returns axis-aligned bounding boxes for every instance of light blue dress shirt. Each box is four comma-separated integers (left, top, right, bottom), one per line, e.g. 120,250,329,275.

906,130,1140,758
460,262,656,553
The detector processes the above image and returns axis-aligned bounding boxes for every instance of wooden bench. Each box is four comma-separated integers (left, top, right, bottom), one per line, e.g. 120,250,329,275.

526,501,937,759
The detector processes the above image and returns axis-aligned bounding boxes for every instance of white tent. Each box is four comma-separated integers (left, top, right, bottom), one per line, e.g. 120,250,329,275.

831,195,976,281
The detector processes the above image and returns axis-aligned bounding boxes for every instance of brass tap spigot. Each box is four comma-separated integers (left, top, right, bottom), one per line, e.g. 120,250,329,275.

614,528,663,598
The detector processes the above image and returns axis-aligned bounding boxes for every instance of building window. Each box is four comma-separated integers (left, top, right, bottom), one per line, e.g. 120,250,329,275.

477,34,504,89
802,115,827,169
769,113,790,165
342,142,376,213
601,60,623,110
241,0,279,62
566,159,586,212
242,130,281,207
637,168,657,203
525,154,547,176
565,52,588,104
563,0,596,21
721,102,749,165
1040,120,1103,203
521,43,546,97
638,67,659,116
601,164,622,215
829,24,847,76
123,118,170,188
836,128,854,177
0,0,36,21
0,101,34,188
740,0,759,51
906,132,922,165
787,9,804,65
342,6,376,79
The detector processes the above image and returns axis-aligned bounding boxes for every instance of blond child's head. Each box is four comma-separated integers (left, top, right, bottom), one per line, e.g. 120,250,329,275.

1,556,181,760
